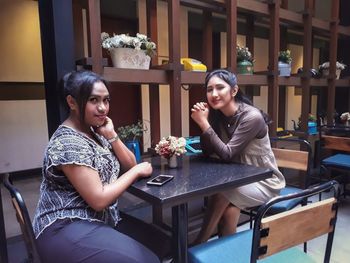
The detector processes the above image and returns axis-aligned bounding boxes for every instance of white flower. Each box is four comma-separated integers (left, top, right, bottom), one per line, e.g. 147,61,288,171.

101,32,110,41
136,33,148,41
340,112,350,121
155,136,187,158
236,45,254,63
101,32,156,56
319,61,346,70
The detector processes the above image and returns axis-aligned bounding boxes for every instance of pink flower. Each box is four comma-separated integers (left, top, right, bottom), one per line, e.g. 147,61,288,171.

155,136,186,159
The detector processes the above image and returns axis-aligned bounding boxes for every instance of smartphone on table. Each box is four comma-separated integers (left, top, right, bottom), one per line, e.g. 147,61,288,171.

147,175,174,186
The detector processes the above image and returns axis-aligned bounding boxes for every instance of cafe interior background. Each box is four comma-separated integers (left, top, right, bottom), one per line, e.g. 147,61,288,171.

0,0,349,262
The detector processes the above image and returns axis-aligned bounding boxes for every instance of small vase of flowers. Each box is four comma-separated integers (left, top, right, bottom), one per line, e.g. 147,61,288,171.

236,45,254,75
319,61,346,79
155,136,187,168
101,32,156,69
278,50,292,76
340,112,350,126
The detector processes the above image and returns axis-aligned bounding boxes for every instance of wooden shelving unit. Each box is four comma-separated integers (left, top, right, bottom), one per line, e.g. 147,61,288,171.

103,68,169,84
82,0,350,141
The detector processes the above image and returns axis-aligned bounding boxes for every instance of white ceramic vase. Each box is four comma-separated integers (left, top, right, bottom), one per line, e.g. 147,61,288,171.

109,47,151,69
168,155,178,168
322,68,341,79
278,61,291,76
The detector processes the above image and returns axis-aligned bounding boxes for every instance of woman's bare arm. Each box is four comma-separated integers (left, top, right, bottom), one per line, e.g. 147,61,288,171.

61,162,152,211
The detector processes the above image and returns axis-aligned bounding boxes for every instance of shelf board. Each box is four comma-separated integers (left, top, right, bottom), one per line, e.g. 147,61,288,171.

310,78,350,87
103,67,168,84
310,78,328,86
238,75,268,86
237,0,269,16
339,26,350,37
278,76,301,86
312,18,330,32
181,72,269,86
102,68,350,88
181,0,225,13
280,9,303,26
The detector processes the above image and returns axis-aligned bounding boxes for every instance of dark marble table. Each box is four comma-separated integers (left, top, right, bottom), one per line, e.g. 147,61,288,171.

128,155,273,263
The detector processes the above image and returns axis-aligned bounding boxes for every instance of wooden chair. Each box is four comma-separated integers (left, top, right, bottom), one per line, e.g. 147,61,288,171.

188,180,339,263
3,173,41,263
319,126,350,197
244,137,313,232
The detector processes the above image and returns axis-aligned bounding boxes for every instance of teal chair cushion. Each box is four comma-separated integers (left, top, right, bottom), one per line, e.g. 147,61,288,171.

188,230,252,263
268,186,304,214
322,154,350,169
188,229,317,263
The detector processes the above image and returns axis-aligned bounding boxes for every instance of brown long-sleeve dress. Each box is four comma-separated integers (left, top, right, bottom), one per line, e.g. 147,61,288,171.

200,102,285,209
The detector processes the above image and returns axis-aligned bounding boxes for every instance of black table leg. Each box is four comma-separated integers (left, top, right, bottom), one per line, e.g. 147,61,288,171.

0,182,8,263
172,203,188,263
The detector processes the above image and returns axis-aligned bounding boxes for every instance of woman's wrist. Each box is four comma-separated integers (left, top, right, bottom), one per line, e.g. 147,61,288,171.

199,120,210,132
106,131,119,143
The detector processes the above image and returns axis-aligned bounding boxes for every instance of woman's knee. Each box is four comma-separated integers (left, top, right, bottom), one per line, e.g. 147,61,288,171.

221,205,240,224
210,193,230,208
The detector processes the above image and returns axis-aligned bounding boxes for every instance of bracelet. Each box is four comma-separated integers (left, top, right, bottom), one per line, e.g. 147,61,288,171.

107,134,119,144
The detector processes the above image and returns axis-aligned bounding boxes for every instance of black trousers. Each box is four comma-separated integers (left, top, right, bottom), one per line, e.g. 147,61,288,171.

36,219,160,263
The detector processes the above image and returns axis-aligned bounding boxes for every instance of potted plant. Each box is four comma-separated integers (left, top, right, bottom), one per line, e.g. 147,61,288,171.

292,113,317,134
117,120,147,163
319,61,346,79
278,49,292,76
307,113,317,135
236,45,254,75
101,32,156,69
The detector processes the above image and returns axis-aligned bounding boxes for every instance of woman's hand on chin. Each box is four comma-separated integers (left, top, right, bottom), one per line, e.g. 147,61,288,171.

95,116,116,139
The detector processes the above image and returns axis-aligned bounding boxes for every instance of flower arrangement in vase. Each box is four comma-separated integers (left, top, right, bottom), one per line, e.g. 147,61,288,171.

236,45,254,75
101,32,156,69
278,49,292,76
319,61,346,79
340,112,350,126
155,136,186,168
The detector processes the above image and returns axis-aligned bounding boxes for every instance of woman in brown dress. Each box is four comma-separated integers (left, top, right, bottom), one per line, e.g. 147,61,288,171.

191,69,285,244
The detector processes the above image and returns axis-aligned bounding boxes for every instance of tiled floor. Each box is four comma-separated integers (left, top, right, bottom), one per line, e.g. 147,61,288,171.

1,175,350,263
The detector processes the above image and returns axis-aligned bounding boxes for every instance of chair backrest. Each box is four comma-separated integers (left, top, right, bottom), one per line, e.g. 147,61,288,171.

251,180,339,263
320,125,350,151
319,126,350,164
3,173,41,263
322,135,350,152
270,137,312,188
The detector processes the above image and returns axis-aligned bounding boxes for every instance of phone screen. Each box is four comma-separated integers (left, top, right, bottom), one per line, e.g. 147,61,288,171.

147,175,174,186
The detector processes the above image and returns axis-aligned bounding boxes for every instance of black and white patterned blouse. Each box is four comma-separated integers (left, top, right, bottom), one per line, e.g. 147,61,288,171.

33,125,121,238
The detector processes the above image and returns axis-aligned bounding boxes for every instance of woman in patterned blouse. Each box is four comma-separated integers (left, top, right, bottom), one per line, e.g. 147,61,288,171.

32,70,160,263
